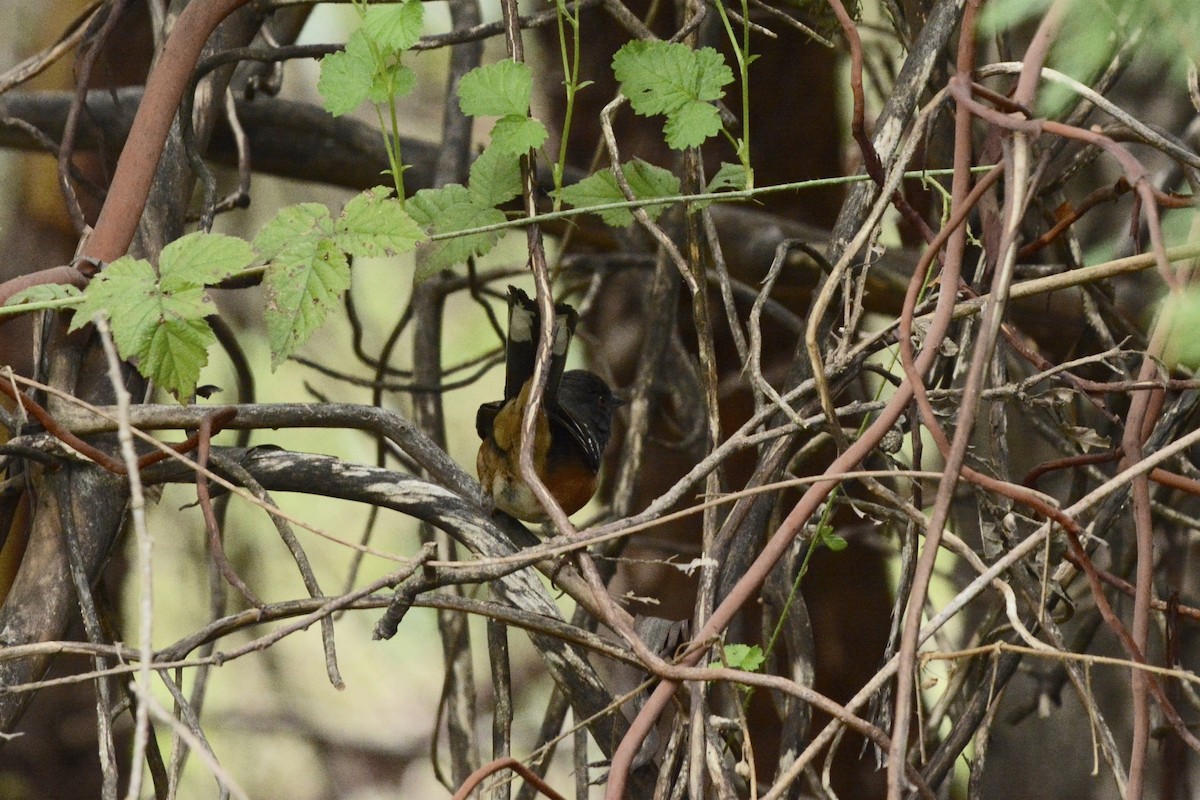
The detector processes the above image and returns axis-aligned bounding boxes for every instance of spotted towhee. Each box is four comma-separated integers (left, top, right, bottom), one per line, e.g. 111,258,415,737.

476,286,622,522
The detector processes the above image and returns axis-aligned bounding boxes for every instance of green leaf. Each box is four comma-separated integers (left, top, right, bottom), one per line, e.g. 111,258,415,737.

319,29,416,114
822,533,849,552
468,146,522,208
263,239,352,368
4,283,82,306
68,256,155,336
335,186,425,257
712,643,765,672
1038,4,1121,118
489,114,548,156
663,101,722,150
706,162,748,193
318,33,374,116
69,256,216,399
623,160,682,214
362,0,425,53
457,61,546,157
254,203,335,260
978,0,1052,34
159,231,256,291
407,184,470,226
369,61,416,103
140,313,216,400
408,185,506,280
557,173,624,225
556,158,681,227
614,41,701,115
691,162,750,210
612,41,733,150
458,59,533,117
1164,286,1200,368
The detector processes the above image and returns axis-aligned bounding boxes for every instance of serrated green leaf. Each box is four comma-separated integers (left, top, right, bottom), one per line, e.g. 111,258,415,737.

317,33,374,116
254,203,335,260
614,41,695,115
617,42,733,110
415,210,507,278
624,159,682,218
264,239,351,368
408,185,506,280
712,643,765,672
159,231,256,291
257,205,352,367
663,102,722,150
612,41,733,150
407,184,472,227
69,256,216,399
335,186,425,257
458,59,533,118
68,256,156,335
489,115,548,156
557,172,625,226
691,162,749,210
362,0,425,53
4,283,82,306
468,146,522,207
706,162,748,193
140,313,215,400
556,158,680,227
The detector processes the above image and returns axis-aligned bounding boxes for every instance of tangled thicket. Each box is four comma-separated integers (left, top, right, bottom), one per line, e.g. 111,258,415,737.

1,0,1200,798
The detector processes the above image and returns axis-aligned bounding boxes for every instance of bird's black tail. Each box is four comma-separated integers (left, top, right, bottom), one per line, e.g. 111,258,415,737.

503,286,578,405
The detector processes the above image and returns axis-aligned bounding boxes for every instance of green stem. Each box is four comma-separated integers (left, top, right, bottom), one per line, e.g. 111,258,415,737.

0,295,84,317
385,91,406,206
357,7,406,206
552,0,584,208
710,0,754,186
425,166,998,241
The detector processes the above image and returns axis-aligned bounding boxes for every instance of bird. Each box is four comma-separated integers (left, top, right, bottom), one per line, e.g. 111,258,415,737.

476,286,622,522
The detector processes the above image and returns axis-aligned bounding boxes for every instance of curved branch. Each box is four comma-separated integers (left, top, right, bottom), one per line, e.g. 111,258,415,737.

82,0,252,264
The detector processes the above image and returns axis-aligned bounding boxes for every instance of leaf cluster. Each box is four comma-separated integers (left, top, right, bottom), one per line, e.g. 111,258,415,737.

317,0,424,116
71,189,423,398
612,41,734,150
59,13,753,401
